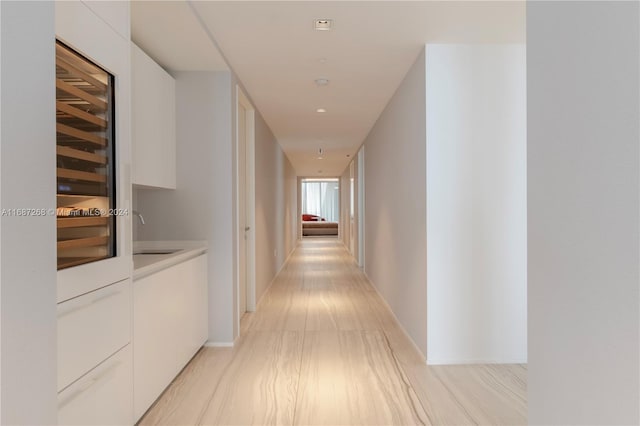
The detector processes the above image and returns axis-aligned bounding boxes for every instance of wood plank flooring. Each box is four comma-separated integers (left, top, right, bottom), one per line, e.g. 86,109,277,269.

139,239,527,426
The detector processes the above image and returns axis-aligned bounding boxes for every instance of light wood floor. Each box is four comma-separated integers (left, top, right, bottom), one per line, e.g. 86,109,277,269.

140,239,527,426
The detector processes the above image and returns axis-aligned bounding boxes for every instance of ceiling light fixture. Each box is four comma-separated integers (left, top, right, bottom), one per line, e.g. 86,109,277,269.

316,108,326,113
315,78,330,86
314,19,333,31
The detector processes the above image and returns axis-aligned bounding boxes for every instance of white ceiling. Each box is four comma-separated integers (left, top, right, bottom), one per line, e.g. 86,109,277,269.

132,1,525,177
131,0,228,73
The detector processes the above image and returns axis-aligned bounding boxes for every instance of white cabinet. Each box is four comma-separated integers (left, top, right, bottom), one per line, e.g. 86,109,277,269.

134,254,208,420
58,345,133,426
57,279,133,425
132,43,176,189
55,3,134,425
56,0,133,302
58,279,131,391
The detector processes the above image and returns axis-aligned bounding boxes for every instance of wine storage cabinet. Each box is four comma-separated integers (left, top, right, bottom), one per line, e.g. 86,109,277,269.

56,41,116,270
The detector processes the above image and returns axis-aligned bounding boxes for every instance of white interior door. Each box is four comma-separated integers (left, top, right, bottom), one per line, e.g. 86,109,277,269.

238,102,248,318
237,87,255,329
357,148,365,267
349,162,355,255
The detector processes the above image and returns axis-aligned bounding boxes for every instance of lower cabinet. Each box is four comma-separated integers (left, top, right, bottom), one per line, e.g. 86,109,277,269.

58,279,131,391
57,278,133,425
58,345,132,426
134,254,208,421
56,254,208,424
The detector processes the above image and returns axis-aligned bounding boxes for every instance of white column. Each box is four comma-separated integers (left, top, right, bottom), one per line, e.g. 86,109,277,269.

0,1,57,423
527,1,639,423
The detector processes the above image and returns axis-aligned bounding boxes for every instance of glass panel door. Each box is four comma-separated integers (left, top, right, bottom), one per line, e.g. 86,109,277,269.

56,41,116,269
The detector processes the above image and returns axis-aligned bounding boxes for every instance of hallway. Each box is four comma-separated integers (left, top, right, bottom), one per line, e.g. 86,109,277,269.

140,239,527,425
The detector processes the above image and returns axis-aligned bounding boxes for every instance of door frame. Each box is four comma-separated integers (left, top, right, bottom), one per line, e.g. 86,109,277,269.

299,177,341,239
297,176,303,240
357,147,365,268
236,86,256,331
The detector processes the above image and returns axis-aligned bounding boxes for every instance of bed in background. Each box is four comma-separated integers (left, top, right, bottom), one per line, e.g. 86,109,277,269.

302,214,339,236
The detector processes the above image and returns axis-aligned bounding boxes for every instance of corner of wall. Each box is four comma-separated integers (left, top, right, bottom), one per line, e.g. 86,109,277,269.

361,48,428,357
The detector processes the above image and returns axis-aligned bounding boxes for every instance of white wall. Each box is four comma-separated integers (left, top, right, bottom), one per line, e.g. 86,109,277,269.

528,2,639,424
363,50,428,356
229,74,298,333
137,71,297,343
0,1,57,423
137,71,236,344
254,111,297,303
425,44,527,364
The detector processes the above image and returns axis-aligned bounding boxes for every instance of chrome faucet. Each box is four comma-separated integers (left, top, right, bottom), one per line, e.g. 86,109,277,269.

132,210,146,225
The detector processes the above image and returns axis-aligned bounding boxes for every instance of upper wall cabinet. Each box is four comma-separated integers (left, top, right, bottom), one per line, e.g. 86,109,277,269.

132,43,176,189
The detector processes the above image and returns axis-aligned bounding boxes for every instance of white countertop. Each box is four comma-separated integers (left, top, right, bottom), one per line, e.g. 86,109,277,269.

133,240,207,280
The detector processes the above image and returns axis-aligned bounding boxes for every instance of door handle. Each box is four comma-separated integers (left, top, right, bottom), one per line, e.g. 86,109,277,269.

245,227,250,231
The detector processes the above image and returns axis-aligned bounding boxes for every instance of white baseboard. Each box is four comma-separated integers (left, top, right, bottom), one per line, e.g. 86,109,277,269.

255,244,297,309
279,243,297,274
363,270,528,367
427,358,528,366
361,270,428,364
204,341,234,348
338,238,359,263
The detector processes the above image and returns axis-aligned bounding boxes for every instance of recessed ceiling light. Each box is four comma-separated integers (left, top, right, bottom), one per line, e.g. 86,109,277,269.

314,19,333,31
316,108,327,113
315,78,330,86
319,58,327,64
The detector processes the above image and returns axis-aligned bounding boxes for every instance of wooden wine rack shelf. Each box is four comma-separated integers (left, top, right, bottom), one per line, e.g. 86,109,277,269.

58,256,108,270
57,216,109,229
58,235,109,251
56,101,107,129
56,123,107,147
57,146,107,165
56,45,107,92
56,78,107,112
57,168,107,183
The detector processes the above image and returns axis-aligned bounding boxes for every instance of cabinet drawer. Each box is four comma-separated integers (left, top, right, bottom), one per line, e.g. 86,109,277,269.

58,344,132,426
58,279,131,391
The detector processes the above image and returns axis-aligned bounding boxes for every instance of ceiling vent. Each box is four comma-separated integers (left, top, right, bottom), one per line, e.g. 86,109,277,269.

314,19,333,31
